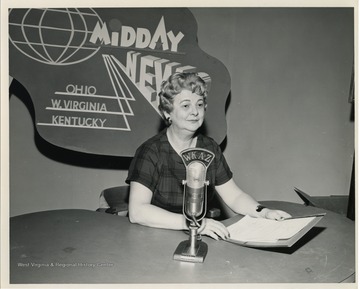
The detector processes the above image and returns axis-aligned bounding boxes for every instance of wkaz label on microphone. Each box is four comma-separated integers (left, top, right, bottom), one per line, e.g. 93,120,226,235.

180,148,215,168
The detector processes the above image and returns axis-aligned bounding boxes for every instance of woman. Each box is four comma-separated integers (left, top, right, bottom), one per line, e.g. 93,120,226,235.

126,72,291,240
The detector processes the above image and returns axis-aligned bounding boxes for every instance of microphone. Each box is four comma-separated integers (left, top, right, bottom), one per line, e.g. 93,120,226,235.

184,162,206,219
173,148,214,263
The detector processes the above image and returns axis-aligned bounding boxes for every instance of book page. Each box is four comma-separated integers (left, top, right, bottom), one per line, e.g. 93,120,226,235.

227,215,316,243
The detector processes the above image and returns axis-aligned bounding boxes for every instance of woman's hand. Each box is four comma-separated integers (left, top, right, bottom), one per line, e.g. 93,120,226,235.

262,209,292,220
198,218,230,240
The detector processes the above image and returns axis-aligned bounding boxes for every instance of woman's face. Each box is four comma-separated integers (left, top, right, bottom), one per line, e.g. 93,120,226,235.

165,89,206,134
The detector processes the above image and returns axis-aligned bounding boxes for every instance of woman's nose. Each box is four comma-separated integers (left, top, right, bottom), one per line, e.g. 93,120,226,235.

191,105,199,115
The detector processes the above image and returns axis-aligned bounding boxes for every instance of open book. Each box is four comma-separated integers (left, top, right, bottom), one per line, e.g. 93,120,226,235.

226,213,325,248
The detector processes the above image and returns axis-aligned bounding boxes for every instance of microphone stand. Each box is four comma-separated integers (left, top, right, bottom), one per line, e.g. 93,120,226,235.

173,181,208,263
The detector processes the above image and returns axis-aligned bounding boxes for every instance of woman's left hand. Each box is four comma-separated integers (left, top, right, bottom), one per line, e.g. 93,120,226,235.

263,209,292,220
198,218,230,240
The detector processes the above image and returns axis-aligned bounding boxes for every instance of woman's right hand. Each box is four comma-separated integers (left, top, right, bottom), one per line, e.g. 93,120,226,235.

198,218,230,240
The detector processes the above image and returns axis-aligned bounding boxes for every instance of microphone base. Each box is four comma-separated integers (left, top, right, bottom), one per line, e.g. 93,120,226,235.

173,240,208,263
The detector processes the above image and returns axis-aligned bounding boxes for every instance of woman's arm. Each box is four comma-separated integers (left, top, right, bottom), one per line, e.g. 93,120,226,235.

128,181,188,230
216,178,291,220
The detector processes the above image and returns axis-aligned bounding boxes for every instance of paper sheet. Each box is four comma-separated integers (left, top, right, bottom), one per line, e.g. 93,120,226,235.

227,215,316,242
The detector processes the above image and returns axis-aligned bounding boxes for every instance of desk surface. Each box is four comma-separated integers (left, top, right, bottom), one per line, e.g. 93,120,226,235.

10,201,355,284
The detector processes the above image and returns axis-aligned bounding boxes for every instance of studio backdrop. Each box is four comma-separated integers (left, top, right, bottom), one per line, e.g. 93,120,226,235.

9,8,230,156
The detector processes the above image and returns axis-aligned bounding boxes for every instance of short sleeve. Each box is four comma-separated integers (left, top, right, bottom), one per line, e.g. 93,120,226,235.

126,142,160,192
214,144,233,186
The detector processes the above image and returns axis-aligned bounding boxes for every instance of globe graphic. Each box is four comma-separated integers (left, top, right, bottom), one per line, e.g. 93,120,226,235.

9,8,102,65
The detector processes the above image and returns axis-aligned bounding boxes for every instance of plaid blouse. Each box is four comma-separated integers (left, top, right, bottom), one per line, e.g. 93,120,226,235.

126,129,233,214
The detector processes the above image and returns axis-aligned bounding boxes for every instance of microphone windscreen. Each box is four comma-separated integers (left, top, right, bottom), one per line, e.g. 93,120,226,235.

186,162,205,189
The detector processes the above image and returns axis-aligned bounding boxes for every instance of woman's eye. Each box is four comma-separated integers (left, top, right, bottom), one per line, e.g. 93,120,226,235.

198,102,204,108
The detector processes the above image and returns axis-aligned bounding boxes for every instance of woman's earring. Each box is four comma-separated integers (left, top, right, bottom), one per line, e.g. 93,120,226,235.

167,117,172,124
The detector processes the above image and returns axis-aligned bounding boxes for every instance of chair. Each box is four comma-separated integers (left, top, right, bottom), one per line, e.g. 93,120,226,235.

96,185,129,216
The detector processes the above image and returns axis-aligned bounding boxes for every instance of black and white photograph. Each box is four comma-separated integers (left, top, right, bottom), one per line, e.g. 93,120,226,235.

1,0,357,288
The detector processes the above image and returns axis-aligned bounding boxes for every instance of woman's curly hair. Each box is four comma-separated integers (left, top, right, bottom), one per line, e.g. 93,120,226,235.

158,72,208,125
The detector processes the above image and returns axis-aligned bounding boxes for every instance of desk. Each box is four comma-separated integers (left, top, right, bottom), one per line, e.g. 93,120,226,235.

10,201,355,283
